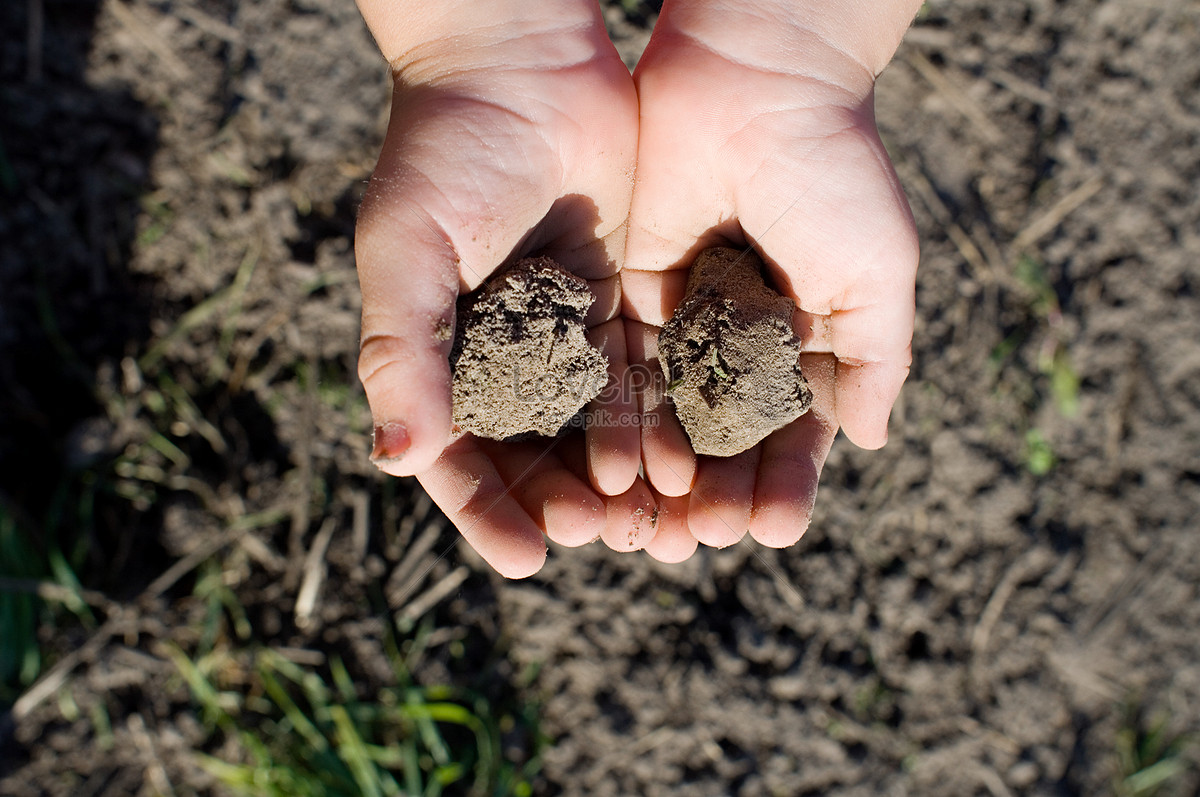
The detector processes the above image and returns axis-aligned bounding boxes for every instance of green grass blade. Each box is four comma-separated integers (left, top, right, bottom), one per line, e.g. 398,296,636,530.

330,656,356,703
257,664,329,756
1123,757,1188,796
330,704,384,797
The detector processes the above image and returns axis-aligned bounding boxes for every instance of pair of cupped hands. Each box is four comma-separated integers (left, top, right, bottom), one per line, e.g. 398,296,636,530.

354,1,920,577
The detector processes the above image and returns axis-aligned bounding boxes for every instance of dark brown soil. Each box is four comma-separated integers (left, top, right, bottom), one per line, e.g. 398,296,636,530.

451,258,607,440
658,247,811,457
2,1,1199,796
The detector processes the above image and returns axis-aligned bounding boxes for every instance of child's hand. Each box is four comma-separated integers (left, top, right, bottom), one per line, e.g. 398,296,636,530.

622,0,922,555
354,1,641,576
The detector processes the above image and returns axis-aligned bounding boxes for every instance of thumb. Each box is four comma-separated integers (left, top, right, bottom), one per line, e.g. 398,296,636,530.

355,89,553,476
356,188,460,477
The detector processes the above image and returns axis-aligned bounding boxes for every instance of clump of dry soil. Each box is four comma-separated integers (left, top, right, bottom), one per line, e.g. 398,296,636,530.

450,257,608,440
658,246,811,456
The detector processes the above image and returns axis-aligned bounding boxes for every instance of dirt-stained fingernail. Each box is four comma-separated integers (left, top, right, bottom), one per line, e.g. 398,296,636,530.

370,422,410,466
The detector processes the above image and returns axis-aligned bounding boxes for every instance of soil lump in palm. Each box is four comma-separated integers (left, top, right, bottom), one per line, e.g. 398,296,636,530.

450,258,608,440
658,246,811,457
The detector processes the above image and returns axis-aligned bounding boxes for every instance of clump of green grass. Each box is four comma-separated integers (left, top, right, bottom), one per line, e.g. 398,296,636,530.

987,254,1084,475
1,494,97,708
0,503,43,703
1114,701,1196,797
168,642,544,797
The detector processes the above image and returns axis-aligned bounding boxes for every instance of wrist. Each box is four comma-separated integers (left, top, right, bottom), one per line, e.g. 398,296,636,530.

657,0,923,91
355,0,605,74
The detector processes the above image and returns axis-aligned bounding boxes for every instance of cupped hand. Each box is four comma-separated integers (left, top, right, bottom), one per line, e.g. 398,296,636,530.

623,3,920,557
354,2,649,577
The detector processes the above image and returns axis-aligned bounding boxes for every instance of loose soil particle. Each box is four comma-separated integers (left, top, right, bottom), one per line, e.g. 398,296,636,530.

658,246,812,456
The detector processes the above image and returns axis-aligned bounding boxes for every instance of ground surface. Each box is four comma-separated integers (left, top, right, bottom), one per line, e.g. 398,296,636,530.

2,0,1199,795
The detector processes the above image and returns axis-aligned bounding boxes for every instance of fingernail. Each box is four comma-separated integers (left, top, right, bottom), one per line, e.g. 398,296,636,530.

370,422,410,465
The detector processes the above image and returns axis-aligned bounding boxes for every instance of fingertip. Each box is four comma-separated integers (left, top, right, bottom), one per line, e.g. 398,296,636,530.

688,485,752,548
642,494,697,564
418,441,548,579
747,501,812,549
623,318,695,496
688,499,749,548
643,453,695,497
587,446,640,497
360,336,454,475
600,479,658,552
834,361,908,451
492,541,549,580
620,269,688,327
687,451,757,548
586,320,641,496
456,505,548,580
746,408,837,550
367,415,449,477
640,391,697,499
542,487,607,548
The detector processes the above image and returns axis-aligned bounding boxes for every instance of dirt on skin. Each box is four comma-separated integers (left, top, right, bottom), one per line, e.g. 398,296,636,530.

658,247,812,456
450,258,608,440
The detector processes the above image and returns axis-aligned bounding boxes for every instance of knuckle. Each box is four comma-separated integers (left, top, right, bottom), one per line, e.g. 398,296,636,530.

357,334,411,386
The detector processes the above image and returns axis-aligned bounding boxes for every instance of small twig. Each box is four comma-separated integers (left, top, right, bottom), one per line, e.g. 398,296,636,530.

106,0,192,81
238,533,287,574
397,566,469,626
11,611,130,720
350,489,370,567
127,713,174,796
906,51,1004,144
989,66,1056,107
11,505,289,721
979,765,1016,797
386,520,445,609
173,3,243,45
899,161,1005,284
295,518,337,630
272,646,326,667
286,353,320,590
394,490,434,555
1076,541,1172,641
0,576,118,615
971,548,1052,659
142,526,244,602
25,0,43,83
1010,176,1104,254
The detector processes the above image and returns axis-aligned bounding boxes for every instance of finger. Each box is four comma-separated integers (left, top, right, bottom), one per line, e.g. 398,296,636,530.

585,273,623,327
599,478,658,552
620,268,688,328
481,435,606,549
829,302,913,449
538,212,626,282
642,493,698,564
626,320,695,496
687,447,759,548
585,319,641,496
357,210,459,477
748,354,838,548
835,358,909,450
418,437,548,579
793,305,911,448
